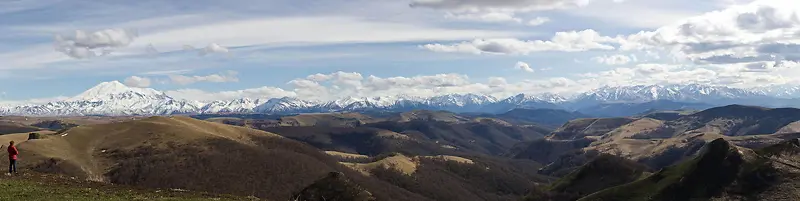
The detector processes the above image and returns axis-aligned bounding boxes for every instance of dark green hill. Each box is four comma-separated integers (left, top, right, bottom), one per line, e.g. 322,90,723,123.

577,138,800,201
291,172,376,201
524,155,650,201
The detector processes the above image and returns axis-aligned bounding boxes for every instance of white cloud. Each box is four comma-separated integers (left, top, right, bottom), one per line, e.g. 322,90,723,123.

409,0,594,13
591,54,637,65
168,71,239,85
422,29,616,54
444,12,522,23
0,96,70,106
527,17,551,26
141,69,193,75
54,28,138,59
618,0,800,65
515,61,535,72
123,76,152,87
280,71,588,100
131,16,526,52
166,87,296,101
183,43,230,56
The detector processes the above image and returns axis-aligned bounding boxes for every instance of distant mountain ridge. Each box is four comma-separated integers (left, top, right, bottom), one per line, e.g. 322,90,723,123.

1,81,799,116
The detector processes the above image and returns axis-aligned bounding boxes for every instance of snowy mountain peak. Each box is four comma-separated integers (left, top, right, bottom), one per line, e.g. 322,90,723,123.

507,93,567,103
3,82,800,116
71,81,166,101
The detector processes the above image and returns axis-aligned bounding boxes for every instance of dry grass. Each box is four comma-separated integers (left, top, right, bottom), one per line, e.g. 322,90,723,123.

471,118,513,126
419,155,474,164
340,154,475,176
342,154,419,176
17,116,281,182
325,151,370,159
550,118,638,140
776,121,800,134
375,130,411,140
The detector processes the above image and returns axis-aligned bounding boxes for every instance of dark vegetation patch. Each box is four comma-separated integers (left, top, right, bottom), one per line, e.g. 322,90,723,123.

527,154,651,201
578,139,747,201
31,120,78,131
103,136,430,201
262,126,452,156
370,156,551,201
507,138,594,165
291,172,376,201
0,121,41,135
471,108,590,128
366,120,548,156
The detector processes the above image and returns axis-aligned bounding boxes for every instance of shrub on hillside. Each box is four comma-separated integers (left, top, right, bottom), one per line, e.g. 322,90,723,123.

28,132,41,140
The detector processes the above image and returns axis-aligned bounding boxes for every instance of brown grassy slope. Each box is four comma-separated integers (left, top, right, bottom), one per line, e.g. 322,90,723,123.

663,105,800,136
576,138,800,201
548,118,638,140
366,120,550,156
261,126,451,157
0,121,43,135
369,156,552,201
15,116,430,201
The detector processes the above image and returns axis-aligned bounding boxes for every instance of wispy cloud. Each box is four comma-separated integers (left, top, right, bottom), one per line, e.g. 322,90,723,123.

168,71,240,85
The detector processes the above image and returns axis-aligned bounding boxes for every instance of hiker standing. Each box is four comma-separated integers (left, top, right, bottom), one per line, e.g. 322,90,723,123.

7,141,18,175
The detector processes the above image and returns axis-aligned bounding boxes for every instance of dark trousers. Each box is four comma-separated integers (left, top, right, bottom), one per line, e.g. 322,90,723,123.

8,159,16,174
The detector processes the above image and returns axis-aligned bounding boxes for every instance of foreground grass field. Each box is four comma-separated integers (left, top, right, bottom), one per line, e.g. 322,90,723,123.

0,172,257,201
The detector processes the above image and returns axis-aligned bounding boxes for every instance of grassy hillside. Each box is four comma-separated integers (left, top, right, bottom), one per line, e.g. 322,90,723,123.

15,116,430,201
0,121,43,135
0,172,253,201
368,155,552,201
366,120,549,156
576,138,800,201
261,126,452,156
524,155,651,201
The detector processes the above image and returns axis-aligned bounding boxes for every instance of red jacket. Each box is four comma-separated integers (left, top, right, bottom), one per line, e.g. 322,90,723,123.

7,146,18,160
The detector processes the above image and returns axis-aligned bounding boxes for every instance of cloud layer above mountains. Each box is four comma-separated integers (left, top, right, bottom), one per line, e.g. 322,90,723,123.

2,0,800,104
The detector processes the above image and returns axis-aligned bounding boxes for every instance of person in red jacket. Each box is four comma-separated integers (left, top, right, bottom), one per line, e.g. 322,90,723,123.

7,141,17,175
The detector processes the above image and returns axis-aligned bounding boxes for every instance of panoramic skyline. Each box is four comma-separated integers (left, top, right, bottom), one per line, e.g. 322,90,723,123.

1,0,798,104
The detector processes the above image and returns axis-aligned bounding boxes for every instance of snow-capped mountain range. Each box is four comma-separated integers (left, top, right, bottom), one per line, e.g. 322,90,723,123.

1,81,799,116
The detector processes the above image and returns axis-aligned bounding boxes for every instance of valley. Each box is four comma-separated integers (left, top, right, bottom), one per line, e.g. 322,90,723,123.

3,80,800,201
3,100,800,200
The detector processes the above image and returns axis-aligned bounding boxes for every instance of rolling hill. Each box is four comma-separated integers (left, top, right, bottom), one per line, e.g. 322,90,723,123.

14,116,430,201
576,138,800,201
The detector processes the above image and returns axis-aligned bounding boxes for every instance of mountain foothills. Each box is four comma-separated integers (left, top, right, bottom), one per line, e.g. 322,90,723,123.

6,102,800,200
2,81,800,117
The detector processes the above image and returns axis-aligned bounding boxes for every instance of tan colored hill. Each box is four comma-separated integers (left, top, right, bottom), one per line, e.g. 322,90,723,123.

339,154,475,176
549,118,638,140
13,116,430,201
342,154,419,176
517,108,800,176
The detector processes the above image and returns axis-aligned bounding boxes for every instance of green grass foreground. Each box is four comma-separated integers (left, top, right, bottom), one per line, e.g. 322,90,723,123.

0,172,258,201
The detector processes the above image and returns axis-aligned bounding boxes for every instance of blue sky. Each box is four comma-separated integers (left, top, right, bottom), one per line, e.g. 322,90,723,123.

1,0,799,103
